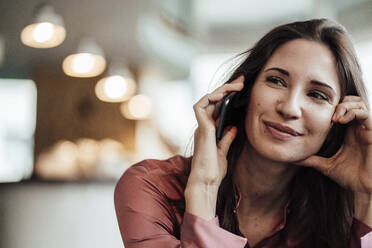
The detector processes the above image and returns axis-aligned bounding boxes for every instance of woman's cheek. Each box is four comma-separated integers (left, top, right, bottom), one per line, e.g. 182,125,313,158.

305,109,334,147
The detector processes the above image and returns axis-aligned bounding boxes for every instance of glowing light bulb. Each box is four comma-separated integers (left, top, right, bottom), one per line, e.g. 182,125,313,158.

72,53,95,73
121,94,152,120
95,76,136,102
32,22,54,42
63,53,106,77
104,76,127,99
20,23,66,48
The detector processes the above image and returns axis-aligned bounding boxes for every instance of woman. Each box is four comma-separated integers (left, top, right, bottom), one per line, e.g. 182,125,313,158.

114,19,372,248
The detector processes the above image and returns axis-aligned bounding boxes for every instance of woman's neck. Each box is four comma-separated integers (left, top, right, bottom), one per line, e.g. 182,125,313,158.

232,143,299,218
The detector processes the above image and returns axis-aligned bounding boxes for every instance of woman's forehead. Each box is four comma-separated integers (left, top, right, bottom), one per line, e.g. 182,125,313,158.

262,39,341,94
266,39,336,69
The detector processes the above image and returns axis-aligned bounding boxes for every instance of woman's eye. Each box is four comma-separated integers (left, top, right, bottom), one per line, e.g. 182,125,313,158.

308,91,329,101
266,76,285,86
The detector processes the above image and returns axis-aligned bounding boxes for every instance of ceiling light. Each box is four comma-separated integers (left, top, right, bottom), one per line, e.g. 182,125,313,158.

20,3,66,48
120,94,152,120
62,37,106,77
95,62,136,102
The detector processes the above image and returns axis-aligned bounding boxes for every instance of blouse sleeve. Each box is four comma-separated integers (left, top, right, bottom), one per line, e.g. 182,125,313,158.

181,211,247,247
351,218,372,248
114,163,247,248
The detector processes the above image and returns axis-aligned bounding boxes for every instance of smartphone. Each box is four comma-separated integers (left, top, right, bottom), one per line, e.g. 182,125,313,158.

216,91,239,141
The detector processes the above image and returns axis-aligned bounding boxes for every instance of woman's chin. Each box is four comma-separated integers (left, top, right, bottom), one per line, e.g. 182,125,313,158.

256,147,315,164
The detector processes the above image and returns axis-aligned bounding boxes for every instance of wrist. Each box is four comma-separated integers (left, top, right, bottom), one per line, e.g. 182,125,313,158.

354,191,372,203
184,182,220,199
354,192,372,227
184,182,220,221
187,170,223,188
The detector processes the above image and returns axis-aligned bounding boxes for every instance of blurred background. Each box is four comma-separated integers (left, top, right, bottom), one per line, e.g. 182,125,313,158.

0,0,372,247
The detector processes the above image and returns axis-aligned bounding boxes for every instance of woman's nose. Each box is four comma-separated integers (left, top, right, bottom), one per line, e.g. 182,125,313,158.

275,92,302,119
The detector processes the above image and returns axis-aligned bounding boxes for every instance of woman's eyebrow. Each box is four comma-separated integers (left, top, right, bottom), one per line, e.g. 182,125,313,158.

264,67,289,76
310,80,336,94
264,67,336,94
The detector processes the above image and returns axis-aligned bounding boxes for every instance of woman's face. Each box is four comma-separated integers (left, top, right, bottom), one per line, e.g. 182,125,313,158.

245,38,342,162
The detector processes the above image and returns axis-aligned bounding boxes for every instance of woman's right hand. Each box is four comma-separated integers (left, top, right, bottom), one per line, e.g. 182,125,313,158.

188,75,245,187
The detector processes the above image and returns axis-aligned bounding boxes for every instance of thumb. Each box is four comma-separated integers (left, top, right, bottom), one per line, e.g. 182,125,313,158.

292,155,331,174
217,126,238,156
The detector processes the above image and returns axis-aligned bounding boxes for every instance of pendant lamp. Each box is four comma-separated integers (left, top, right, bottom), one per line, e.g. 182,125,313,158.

62,37,106,78
95,62,136,102
20,3,66,48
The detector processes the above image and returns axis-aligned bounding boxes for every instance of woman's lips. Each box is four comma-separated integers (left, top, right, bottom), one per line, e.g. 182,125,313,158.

264,121,303,139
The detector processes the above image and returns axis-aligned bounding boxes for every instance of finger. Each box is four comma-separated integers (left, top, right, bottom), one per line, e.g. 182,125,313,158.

224,75,245,86
338,108,368,123
332,101,367,122
208,92,224,102
217,126,238,156
211,78,245,119
197,93,222,109
197,80,243,110
212,100,223,121
342,95,363,103
212,75,244,96
337,108,370,125
193,94,218,129
209,88,241,117
205,93,224,117
205,103,216,118
193,75,245,130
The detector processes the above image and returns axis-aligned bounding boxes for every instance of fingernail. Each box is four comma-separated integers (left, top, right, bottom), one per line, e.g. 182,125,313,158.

227,126,236,135
237,75,244,81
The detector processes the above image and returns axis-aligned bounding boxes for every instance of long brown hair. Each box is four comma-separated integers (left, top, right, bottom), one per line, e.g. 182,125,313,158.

215,18,369,247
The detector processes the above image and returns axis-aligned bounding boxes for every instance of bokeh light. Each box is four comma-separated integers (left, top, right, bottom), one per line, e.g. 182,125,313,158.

20,22,66,48
120,94,152,120
62,53,106,77
95,75,136,102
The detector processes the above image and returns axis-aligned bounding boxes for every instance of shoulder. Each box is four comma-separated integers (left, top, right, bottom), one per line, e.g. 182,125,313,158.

123,154,192,178
114,154,193,202
114,155,193,238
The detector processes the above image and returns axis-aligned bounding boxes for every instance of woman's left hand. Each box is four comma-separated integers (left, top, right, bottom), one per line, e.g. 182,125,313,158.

294,95,372,195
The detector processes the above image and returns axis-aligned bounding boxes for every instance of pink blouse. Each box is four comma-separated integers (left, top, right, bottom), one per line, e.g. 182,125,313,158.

114,155,372,248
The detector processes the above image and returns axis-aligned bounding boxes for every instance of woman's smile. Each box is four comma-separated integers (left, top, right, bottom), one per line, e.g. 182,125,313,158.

263,120,303,140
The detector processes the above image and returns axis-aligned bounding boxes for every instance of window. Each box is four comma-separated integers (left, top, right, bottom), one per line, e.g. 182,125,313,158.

0,79,37,182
